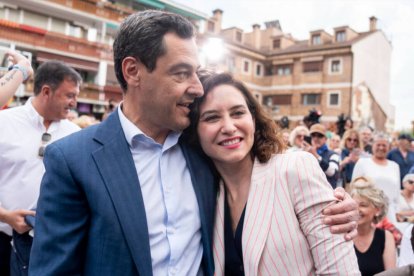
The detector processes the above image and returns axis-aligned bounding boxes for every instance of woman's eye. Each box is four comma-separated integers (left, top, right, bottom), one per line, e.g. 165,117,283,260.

202,115,219,122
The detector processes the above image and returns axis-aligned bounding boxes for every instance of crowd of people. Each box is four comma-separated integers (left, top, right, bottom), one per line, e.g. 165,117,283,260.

0,9,414,276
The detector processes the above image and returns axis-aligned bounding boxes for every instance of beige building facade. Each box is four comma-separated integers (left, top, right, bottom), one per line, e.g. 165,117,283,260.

204,11,393,131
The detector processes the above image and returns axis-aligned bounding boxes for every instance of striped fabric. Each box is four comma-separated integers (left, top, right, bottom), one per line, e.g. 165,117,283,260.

213,151,360,276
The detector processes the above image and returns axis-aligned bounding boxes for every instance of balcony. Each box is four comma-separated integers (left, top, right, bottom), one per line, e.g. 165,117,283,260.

48,0,134,22
0,19,113,61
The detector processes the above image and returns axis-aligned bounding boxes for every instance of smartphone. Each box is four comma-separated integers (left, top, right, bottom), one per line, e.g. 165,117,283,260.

304,135,312,145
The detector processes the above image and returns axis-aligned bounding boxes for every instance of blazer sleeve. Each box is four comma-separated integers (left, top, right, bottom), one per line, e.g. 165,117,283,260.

29,143,89,275
289,151,360,275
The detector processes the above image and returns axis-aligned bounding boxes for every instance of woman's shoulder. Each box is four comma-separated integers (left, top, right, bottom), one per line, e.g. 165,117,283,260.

267,151,318,169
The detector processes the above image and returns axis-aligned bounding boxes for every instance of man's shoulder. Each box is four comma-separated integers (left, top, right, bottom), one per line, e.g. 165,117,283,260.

0,105,27,120
52,123,100,150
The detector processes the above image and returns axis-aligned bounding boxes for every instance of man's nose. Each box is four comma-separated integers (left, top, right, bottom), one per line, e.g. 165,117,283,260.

188,73,204,97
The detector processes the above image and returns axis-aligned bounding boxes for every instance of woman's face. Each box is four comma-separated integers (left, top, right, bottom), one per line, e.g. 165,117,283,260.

372,139,389,160
403,178,414,192
294,131,306,147
329,136,340,149
197,84,255,167
353,194,379,226
345,134,359,150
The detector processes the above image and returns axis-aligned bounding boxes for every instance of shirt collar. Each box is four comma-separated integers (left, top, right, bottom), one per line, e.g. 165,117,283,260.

24,97,61,131
117,103,181,150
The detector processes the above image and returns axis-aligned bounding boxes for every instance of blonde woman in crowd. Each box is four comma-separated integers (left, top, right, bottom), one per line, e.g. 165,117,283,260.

286,125,309,152
351,177,396,276
340,129,363,188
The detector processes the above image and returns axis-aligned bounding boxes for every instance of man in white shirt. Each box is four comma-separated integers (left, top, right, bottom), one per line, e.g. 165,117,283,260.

0,60,81,275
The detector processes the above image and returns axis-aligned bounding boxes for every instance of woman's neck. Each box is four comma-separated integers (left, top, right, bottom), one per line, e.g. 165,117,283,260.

402,189,414,200
357,222,376,236
214,157,254,202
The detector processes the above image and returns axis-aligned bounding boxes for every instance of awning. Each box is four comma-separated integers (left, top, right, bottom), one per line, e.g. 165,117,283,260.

36,52,99,72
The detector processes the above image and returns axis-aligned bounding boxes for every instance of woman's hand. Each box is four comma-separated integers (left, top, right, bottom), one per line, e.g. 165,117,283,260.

322,187,359,241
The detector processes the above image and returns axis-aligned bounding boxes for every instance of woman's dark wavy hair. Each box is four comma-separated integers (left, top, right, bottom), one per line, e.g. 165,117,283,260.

185,70,284,163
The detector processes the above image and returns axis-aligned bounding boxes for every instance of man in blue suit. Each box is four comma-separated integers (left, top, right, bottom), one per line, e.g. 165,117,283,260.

29,10,359,276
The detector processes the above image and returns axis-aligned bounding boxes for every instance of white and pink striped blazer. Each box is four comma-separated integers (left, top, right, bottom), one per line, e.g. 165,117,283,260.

213,151,360,276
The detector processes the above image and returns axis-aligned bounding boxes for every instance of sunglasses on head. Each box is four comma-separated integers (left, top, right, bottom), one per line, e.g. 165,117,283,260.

38,132,52,157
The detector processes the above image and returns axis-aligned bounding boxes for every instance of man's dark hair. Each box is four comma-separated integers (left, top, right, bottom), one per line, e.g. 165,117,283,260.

34,60,82,95
113,10,196,92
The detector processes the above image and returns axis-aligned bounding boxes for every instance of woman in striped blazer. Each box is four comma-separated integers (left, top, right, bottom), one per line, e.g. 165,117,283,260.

186,72,360,276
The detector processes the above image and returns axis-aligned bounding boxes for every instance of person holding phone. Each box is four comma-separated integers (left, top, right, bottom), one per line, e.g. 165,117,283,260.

305,123,340,188
0,50,33,108
340,129,363,190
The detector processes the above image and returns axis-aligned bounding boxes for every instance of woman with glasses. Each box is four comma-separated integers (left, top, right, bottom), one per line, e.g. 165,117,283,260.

397,174,414,223
340,129,363,189
286,125,309,152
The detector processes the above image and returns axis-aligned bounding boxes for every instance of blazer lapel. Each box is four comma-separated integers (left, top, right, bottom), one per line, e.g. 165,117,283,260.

92,112,152,276
212,183,225,276
242,159,275,276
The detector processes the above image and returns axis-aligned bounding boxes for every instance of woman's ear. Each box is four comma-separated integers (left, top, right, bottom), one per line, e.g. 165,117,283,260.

122,57,141,88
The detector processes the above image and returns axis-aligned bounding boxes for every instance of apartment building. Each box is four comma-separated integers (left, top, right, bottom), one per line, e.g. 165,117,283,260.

0,0,208,118
204,10,393,131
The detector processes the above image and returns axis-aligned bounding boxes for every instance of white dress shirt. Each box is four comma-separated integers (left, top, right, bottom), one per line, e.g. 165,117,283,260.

0,98,80,235
118,106,203,276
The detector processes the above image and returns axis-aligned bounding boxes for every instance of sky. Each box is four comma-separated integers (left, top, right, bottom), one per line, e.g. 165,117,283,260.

174,0,414,131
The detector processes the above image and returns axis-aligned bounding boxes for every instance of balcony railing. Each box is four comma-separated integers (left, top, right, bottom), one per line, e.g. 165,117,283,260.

0,20,113,61
48,0,134,22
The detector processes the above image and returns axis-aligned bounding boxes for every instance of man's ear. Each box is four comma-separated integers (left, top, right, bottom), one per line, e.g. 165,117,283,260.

40,85,52,98
122,57,141,88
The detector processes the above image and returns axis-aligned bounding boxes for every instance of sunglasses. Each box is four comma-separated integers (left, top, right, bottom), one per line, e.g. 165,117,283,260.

311,133,325,138
38,132,52,157
347,138,358,143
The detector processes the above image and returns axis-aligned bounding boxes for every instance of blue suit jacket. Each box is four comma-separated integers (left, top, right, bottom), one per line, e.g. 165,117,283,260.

29,111,217,276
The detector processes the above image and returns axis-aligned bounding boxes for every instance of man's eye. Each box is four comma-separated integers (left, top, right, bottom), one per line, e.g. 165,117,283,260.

175,71,190,80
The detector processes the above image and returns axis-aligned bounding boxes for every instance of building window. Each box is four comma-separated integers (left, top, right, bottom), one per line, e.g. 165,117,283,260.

236,31,242,42
328,91,341,107
255,63,263,76
329,58,342,74
273,39,280,49
336,31,346,42
207,21,215,32
242,59,251,74
312,34,321,45
263,94,292,106
303,61,322,73
302,94,321,105
275,64,292,76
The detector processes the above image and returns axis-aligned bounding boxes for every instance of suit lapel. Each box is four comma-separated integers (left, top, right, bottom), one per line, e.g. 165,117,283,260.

92,112,152,276
242,158,275,276
180,143,217,276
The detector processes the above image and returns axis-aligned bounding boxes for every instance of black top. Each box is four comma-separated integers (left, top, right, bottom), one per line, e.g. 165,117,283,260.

224,191,246,276
354,228,385,276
